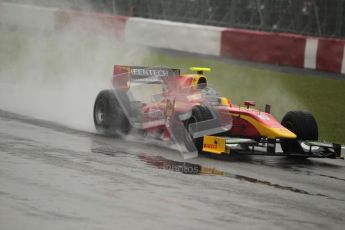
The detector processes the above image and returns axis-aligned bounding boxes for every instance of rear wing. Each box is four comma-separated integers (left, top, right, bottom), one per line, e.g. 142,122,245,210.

112,65,180,89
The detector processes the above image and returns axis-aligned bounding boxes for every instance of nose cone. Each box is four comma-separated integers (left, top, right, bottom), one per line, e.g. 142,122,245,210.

268,127,297,139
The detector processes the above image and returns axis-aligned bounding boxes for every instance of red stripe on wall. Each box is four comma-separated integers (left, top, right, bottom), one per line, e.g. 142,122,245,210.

316,38,345,73
220,29,306,68
54,10,128,41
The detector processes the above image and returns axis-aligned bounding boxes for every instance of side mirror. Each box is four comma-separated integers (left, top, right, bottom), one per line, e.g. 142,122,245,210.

244,101,256,109
265,104,271,114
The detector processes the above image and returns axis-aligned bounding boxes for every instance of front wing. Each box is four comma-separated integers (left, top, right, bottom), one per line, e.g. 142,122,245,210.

202,136,344,159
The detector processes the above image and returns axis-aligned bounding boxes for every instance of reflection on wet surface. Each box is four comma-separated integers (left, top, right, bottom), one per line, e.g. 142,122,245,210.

138,154,224,175
138,154,344,201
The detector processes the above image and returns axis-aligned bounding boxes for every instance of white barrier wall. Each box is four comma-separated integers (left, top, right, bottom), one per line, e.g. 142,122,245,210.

0,3,56,31
125,18,224,56
304,38,318,70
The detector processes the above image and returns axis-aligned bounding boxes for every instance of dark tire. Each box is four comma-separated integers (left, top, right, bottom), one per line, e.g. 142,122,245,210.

281,111,318,155
185,105,213,152
93,89,131,136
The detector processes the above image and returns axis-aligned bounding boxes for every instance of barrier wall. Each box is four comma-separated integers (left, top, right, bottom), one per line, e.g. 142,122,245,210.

0,3,56,31
125,18,224,56
54,10,127,40
220,29,345,74
220,29,306,68
1,2,344,74
316,38,345,73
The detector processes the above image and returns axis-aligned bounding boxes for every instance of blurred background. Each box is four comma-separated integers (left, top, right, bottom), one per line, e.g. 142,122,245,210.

3,0,345,38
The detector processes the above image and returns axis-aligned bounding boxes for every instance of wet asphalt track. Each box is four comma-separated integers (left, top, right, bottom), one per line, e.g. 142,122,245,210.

1,109,345,230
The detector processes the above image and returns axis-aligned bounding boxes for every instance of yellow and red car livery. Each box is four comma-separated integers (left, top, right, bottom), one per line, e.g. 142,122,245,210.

94,65,343,159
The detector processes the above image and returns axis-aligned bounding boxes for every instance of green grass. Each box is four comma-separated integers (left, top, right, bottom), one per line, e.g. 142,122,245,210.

1,29,345,144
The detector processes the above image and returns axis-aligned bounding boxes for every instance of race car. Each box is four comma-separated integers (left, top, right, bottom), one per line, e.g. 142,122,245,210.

93,65,344,159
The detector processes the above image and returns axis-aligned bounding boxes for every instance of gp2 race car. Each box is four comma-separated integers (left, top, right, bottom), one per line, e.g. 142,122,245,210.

93,65,344,160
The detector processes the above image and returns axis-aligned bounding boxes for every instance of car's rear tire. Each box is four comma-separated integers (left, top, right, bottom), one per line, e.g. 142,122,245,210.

185,105,213,152
93,89,131,136
281,111,318,155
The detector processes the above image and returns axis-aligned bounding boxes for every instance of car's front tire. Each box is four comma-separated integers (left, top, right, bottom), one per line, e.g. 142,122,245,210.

281,110,318,155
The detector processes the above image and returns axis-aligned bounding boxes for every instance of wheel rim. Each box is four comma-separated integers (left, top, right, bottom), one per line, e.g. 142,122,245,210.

95,100,106,125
